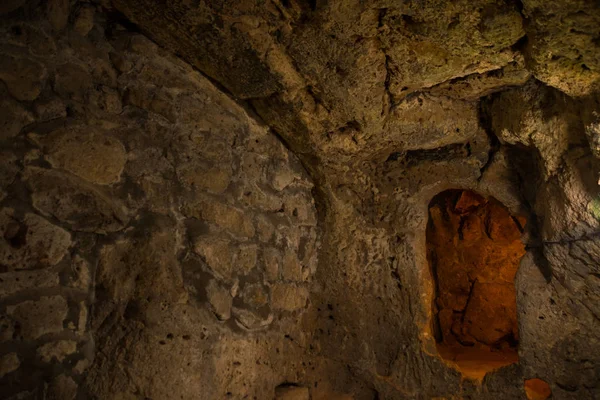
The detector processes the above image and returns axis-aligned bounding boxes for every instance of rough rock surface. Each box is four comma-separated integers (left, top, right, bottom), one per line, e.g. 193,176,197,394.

0,1,598,399
428,191,525,343
0,3,317,399
110,0,600,164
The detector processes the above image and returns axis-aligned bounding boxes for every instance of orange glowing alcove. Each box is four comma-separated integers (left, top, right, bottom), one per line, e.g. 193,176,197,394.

426,190,526,380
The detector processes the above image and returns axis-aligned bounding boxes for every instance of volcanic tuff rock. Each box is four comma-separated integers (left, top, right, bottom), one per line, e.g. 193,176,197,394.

0,0,599,399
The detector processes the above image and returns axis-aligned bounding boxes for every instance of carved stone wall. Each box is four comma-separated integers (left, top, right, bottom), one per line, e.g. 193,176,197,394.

0,3,318,398
0,1,599,400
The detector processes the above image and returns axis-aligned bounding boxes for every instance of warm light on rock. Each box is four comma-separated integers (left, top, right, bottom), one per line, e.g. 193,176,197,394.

0,0,599,398
525,378,552,400
427,190,525,379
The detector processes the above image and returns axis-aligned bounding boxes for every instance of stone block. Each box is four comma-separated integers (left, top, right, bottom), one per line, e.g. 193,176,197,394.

0,152,19,200
77,302,87,334
268,160,299,191
239,152,266,182
5,23,57,57
177,162,232,194
263,247,280,281
36,127,127,185
88,86,123,114
255,214,275,242
6,296,68,339
0,54,45,101
185,198,254,239
91,59,118,88
0,96,34,140
0,352,19,378
240,283,269,308
37,340,77,362
53,63,92,101
271,284,308,311
24,167,129,233
46,374,77,400
206,280,232,321
73,358,90,374
0,314,16,342
34,97,67,121
232,307,273,331
235,244,257,275
525,378,552,400
283,193,317,226
46,0,69,31
193,237,232,280
109,52,133,74
282,248,303,282
123,86,176,122
73,5,95,36
236,183,282,211
0,209,72,271
66,255,91,290
0,269,59,296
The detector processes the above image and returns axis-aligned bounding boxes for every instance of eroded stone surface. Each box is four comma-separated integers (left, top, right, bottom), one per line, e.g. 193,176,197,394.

0,96,34,140
6,296,68,339
0,1,599,399
0,353,19,378
0,54,45,101
271,284,309,312
24,167,129,233
0,268,59,296
46,374,77,400
37,340,78,363
0,210,71,271
206,280,232,321
34,127,127,185
523,0,600,96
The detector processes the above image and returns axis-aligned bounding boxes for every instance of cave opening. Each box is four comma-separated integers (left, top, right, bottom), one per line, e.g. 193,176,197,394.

426,189,526,379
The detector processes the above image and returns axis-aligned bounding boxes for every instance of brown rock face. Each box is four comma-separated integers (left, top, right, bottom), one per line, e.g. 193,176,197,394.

0,0,599,399
427,190,526,377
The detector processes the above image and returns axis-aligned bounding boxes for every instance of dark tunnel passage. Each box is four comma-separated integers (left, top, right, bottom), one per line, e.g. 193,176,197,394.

427,190,526,379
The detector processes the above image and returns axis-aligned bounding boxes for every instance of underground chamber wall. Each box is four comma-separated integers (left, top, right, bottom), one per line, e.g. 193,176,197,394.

426,190,526,379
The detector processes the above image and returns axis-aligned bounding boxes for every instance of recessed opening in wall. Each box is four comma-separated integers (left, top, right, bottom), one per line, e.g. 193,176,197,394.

426,189,526,380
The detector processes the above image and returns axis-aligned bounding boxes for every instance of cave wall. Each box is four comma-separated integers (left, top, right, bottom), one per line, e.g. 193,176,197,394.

488,82,600,399
302,80,600,399
0,3,325,399
0,1,599,400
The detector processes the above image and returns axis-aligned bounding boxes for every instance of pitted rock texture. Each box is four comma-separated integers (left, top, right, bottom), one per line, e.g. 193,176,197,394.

0,3,318,399
0,1,599,400
109,0,600,166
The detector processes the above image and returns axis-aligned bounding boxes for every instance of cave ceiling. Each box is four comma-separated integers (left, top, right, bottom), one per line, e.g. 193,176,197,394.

109,0,600,168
